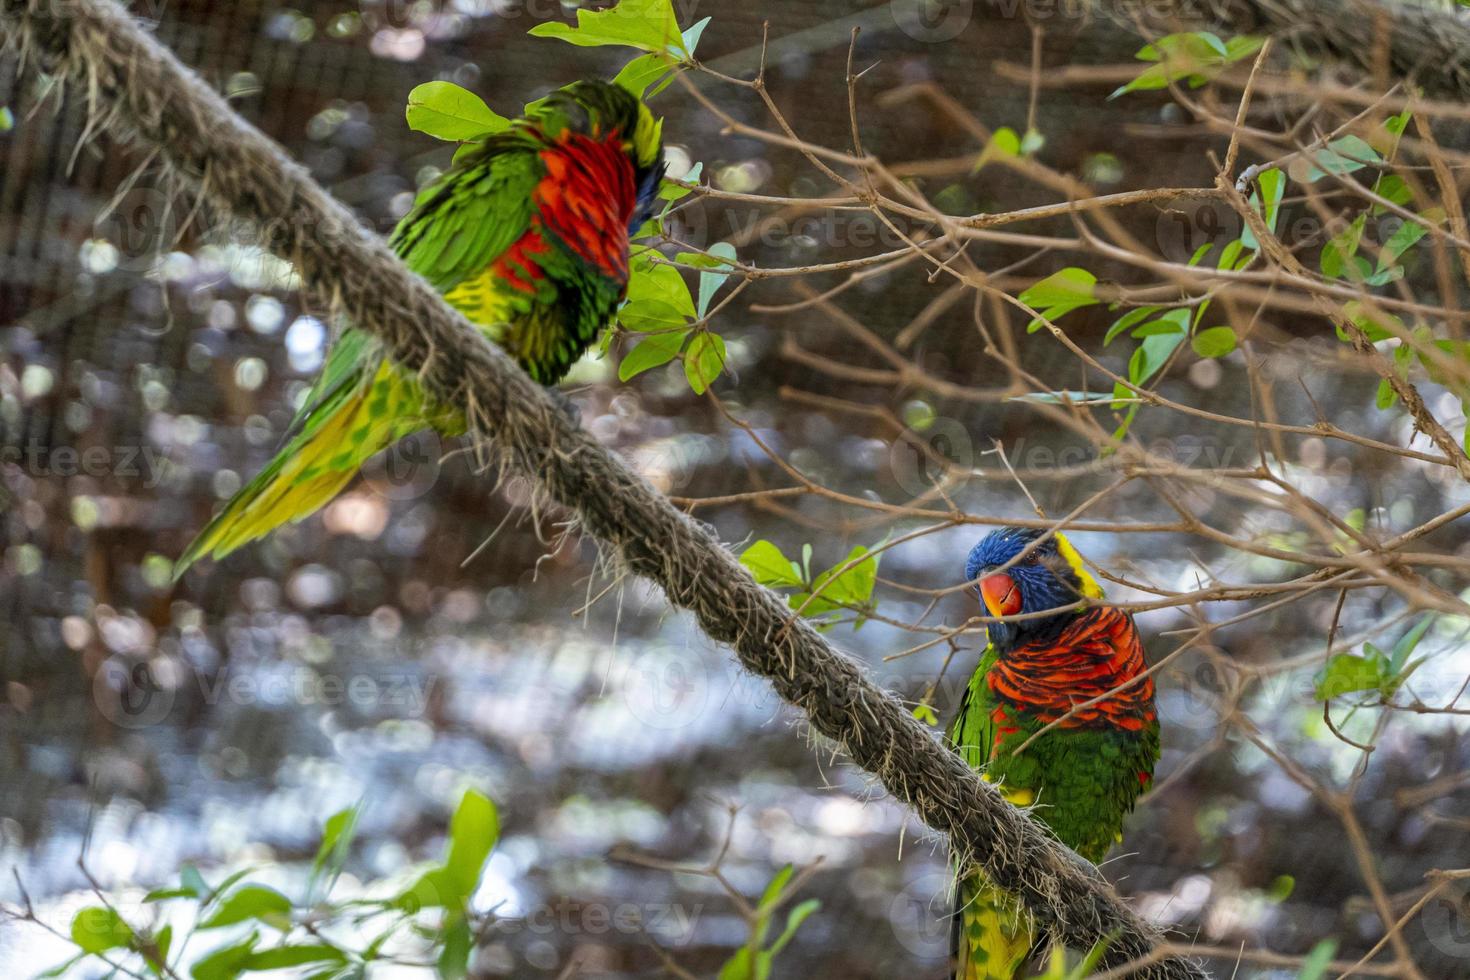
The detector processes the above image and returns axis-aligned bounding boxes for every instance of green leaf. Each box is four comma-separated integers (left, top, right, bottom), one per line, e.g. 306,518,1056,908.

757,865,795,920
181,865,209,900
619,330,685,381
1192,326,1238,358
660,161,702,201
1218,238,1246,270
1266,874,1296,903
311,804,361,888
973,126,1020,171
1131,329,1186,386
1299,135,1383,183
1019,267,1099,332
718,947,754,980
912,703,939,726
1020,128,1045,155
619,298,689,333
683,331,727,394
0,106,13,132
1296,939,1338,980
1104,306,1161,345
70,906,134,953
1375,377,1397,409
1338,301,1404,343
741,541,803,589
613,53,679,98
1321,214,1366,280
1370,174,1413,214
768,898,820,958
1008,390,1118,405
799,544,882,621
1021,267,1098,309
1111,401,1140,440
628,250,696,317
1241,168,1283,249
243,945,348,969
681,16,712,58
529,0,687,57
1390,615,1435,674
1132,318,1187,338
1314,652,1384,700
445,789,499,899
191,931,260,980
197,884,293,930
1187,242,1213,267
395,866,459,913
405,82,509,142
1109,32,1257,98
1377,209,1442,275
695,242,739,317
1222,35,1266,61
144,887,198,902
149,924,173,972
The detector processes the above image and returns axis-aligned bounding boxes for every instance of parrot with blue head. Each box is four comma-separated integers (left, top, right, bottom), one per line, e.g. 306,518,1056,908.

948,527,1160,979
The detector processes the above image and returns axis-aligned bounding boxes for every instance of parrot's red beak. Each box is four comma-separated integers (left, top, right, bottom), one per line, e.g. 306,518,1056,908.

979,573,1022,619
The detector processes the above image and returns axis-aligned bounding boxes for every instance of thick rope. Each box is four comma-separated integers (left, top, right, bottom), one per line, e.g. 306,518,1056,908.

1196,0,1470,101
0,0,1219,974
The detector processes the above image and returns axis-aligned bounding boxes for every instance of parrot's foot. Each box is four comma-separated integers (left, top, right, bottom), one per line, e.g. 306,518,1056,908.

549,388,582,426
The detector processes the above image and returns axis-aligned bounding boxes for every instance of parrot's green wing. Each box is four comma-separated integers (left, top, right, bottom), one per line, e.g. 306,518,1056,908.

948,645,998,771
276,327,376,448
389,137,542,293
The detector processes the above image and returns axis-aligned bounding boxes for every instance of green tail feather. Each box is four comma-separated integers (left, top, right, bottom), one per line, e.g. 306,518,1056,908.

174,339,453,577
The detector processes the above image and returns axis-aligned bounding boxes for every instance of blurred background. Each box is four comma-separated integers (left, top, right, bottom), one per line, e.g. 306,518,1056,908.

2,0,1469,977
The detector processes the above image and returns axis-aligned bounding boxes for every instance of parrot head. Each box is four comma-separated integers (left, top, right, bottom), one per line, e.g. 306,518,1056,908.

964,527,1105,651
532,79,667,236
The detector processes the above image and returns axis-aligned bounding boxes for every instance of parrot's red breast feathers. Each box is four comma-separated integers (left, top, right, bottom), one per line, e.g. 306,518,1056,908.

985,605,1156,732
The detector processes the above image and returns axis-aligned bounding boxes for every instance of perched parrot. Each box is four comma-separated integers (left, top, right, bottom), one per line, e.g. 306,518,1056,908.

176,79,666,572
948,527,1159,980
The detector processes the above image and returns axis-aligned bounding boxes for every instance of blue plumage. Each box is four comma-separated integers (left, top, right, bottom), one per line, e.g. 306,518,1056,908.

965,528,1088,650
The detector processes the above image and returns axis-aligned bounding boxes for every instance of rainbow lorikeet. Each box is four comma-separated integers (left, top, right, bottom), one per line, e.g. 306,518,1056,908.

176,80,665,572
948,528,1159,980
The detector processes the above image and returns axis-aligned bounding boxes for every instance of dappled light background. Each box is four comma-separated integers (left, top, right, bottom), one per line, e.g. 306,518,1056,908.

2,1,1469,977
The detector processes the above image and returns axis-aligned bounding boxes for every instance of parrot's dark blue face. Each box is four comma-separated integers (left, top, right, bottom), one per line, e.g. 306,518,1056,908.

965,528,1092,651
628,159,666,237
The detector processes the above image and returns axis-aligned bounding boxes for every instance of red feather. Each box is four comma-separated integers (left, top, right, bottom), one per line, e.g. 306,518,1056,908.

534,132,638,282
985,606,1156,731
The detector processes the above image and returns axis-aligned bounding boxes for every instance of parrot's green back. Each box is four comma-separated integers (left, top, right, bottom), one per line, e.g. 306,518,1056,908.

948,532,1160,979
177,80,665,573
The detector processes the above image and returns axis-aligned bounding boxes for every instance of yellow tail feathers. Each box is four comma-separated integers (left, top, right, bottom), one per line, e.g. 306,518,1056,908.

176,361,434,573
955,877,1034,980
